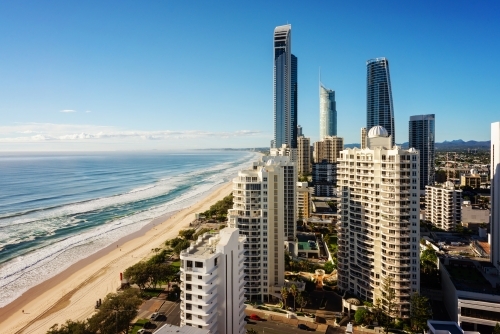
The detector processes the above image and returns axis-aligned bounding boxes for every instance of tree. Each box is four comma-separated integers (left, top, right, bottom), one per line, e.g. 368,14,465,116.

297,291,309,311
47,321,92,334
493,323,500,334
420,245,438,274
299,260,310,272
381,276,397,334
124,262,150,291
178,228,196,240
410,292,432,333
323,261,335,273
280,286,289,310
289,284,298,311
173,239,191,255
87,289,142,334
354,307,369,325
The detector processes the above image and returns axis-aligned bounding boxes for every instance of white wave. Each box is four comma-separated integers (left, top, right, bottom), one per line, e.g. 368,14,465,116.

0,151,259,307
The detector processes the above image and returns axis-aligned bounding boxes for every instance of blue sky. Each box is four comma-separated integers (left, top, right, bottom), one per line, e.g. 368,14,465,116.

0,0,498,151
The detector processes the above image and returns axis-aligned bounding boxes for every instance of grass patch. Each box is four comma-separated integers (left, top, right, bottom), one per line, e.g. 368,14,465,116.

270,307,287,314
129,318,149,334
141,288,163,299
170,260,181,271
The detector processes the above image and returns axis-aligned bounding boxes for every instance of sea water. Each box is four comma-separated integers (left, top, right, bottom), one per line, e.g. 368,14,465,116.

0,150,258,307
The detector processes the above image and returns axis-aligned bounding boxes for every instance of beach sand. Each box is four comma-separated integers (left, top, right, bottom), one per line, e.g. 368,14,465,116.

0,181,233,334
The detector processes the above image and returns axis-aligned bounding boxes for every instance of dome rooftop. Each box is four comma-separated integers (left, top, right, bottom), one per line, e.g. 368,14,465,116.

368,125,389,138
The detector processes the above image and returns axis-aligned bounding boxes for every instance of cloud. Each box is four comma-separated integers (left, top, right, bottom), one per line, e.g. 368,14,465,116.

0,123,263,143
85,110,91,113
60,109,76,113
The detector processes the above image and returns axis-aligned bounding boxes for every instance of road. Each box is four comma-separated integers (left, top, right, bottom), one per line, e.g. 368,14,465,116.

158,300,181,327
245,320,316,333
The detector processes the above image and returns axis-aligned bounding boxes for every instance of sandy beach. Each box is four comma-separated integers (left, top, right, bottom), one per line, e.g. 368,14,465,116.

0,181,233,334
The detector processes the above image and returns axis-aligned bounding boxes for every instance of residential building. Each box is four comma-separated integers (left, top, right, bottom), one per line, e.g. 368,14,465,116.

491,121,500,271
312,160,337,197
460,169,482,189
425,182,462,231
297,135,311,175
270,144,297,162
319,84,337,139
297,181,310,220
297,124,303,137
361,127,367,149
156,324,210,334
180,228,246,334
440,257,500,333
367,58,395,146
227,155,296,302
273,24,298,149
409,114,435,192
337,125,420,317
313,136,344,163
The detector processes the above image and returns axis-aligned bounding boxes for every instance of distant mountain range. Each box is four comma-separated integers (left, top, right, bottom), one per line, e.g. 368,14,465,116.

345,140,491,150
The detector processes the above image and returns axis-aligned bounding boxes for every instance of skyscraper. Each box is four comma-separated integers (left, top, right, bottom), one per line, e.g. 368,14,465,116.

319,84,337,139
409,114,435,192
273,24,298,149
337,126,420,317
491,122,500,270
366,58,395,146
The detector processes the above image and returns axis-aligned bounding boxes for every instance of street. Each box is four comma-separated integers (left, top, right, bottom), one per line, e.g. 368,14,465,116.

245,319,316,333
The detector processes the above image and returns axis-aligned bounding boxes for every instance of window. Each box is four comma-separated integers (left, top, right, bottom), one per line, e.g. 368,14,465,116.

187,261,193,268
198,305,202,309
198,295,202,299
186,274,192,281
195,261,203,268
186,284,192,290
214,257,218,266
198,275,202,279
198,285,202,289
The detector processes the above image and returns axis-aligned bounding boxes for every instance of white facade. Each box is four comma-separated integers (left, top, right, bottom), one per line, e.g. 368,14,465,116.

337,126,420,318
228,155,296,302
425,182,462,231
491,122,500,270
180,228,246,334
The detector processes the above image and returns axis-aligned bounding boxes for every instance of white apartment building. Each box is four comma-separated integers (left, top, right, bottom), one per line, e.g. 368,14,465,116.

180,228,246,334
297,136,311,175
337,126,420,318
313,136,344,163
228,155,296,302
425,182,462,231
491,121,500,271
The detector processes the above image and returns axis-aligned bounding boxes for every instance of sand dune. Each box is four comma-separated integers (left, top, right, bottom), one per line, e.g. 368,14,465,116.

0,182,233,334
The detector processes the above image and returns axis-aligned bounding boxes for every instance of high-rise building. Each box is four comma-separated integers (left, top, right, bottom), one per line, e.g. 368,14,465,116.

491,122,500,270
180,228,246,333
297,136,311,175
273,25,298,149
337,126,420,317
227,155,296,302
297,124,303,137
425,182,462,231
319,84,337,139
367,58,395,146
313,136,344,163
312,160,337,197
297,181,311,220
409,114,435,192
361,127,367,149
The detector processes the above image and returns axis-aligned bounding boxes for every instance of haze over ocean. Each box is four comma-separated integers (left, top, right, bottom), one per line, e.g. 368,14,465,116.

0,150,258,307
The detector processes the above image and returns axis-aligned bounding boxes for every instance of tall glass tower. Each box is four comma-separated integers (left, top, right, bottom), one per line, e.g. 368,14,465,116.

366,57,395,146
409,114,435,191
319,84,336,139
273,24,298,149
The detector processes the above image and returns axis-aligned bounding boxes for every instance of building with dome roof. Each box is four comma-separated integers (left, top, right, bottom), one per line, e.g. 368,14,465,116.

337,125,420,317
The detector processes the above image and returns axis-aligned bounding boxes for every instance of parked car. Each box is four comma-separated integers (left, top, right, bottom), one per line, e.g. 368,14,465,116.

298,323,310,330
150,312,159,320
249,314,262,321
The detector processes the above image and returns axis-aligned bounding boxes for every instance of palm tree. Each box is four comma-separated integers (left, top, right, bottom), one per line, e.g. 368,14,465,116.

280,286,289,310
297,291,309,311
289,284,298,311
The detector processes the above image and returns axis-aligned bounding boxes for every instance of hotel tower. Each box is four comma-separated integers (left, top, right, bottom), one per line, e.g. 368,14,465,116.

491,122,500,270
409,114,435,192
319,84,337,139
366,58,395,146
337,126,420,317
273,24,298,149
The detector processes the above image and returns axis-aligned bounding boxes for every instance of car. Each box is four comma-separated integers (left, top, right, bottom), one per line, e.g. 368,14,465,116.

249,314,262,321
298,323,310,330
137,330,145,334
150,312,159,320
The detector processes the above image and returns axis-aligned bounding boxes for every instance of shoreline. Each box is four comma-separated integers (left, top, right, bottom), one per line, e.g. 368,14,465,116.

0,181,234,334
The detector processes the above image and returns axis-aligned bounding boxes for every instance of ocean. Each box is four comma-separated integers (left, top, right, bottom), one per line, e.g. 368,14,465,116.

0,150,258,308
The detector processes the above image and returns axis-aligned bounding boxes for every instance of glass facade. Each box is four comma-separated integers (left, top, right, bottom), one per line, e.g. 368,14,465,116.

319,84,336,139
273,25,297,149
366,57,395,146
409,114,435,190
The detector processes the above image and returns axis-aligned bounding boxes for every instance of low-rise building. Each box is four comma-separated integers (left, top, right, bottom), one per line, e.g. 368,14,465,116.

180,228,246,334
